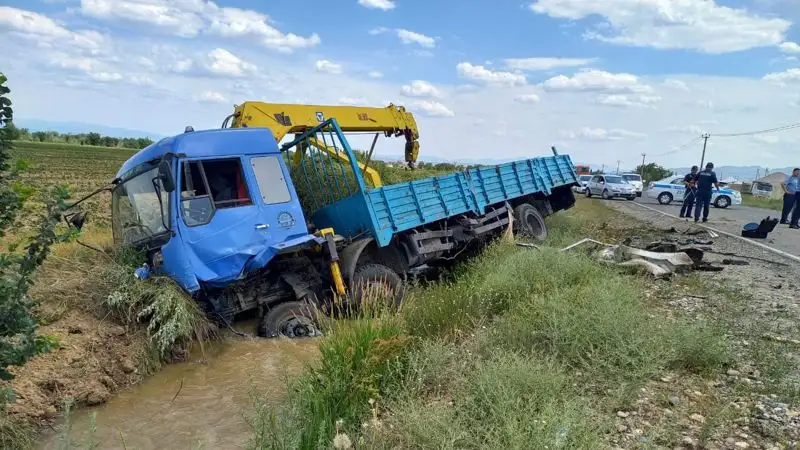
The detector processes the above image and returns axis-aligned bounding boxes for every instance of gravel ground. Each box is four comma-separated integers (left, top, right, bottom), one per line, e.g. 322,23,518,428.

633,193,800,257
591,199,800,449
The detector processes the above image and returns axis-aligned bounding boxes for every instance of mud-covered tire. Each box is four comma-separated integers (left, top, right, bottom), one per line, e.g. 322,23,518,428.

601,189,611,200
351,263,405,311
259,301,320,339
585,188,592,198
513,203,548,241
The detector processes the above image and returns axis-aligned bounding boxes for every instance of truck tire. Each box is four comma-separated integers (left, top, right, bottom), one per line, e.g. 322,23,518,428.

513,203,548,241
351,263,405,311
259,301,321,338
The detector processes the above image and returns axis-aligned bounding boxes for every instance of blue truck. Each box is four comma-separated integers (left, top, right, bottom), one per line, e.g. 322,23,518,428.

67,119,579,338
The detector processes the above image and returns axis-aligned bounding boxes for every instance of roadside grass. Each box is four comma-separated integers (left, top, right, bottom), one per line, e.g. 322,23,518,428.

247,199,731,449
741,194,782,212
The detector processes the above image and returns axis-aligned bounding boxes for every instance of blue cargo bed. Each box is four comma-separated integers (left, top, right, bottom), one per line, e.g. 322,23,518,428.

312,154,578,247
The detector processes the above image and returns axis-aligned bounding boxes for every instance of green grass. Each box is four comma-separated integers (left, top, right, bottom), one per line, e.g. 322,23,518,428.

741,193,783,212
247,200,731,449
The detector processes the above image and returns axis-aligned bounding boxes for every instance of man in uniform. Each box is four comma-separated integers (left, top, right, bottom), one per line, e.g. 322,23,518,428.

693,162,720,223
780,167,800,228
679,165,698,219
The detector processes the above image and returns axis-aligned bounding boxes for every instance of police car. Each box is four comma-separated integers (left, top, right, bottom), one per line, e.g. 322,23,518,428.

646,176,742,209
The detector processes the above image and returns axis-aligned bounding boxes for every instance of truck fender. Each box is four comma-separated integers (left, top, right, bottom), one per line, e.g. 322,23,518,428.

339,238,376,285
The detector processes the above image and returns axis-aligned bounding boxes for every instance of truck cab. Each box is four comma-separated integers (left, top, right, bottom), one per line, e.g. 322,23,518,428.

111,128,316,295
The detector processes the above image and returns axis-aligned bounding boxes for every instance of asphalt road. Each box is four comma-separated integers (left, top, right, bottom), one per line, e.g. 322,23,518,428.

599,190,800,258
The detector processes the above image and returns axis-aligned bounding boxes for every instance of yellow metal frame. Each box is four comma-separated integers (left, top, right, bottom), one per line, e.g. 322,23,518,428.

315,227,346,296
228,101,422,187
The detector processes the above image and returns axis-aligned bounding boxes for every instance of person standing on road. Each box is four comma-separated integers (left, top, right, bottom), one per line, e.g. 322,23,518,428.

780,168,800,228
693,162,720,223
679,165,699,219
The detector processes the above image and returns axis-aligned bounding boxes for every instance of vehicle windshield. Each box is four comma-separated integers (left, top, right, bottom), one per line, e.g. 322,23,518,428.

579,175,591,181
622,174,641,182
605,176,624,184
112,164,170,245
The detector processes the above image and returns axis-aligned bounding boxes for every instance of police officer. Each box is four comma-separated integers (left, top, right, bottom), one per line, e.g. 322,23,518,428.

693,162,720,223
679,165,698,219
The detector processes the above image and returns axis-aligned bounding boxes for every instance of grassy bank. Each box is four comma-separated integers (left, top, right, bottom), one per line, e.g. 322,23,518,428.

741,194,783,212
248,200,730,449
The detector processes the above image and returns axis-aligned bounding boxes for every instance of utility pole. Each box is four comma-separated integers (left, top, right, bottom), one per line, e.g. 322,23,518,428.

640,153,646,177
616,160,621,174
699,133,710,168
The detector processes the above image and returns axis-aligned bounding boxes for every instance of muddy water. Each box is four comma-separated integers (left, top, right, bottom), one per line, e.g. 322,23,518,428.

37,330,319,449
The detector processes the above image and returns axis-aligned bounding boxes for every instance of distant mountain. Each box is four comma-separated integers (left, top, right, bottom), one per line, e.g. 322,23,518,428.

13,119,165,141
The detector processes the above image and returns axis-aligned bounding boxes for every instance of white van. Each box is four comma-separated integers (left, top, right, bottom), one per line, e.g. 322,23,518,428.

621,173,643,197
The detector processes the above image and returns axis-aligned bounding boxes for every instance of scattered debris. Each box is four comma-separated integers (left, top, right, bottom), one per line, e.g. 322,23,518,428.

722,259,750,266
561,238,698,278
762,334,800,346
742,217,779,239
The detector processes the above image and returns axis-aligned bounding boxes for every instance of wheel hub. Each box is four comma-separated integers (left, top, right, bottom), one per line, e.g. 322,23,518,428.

280,316,320,338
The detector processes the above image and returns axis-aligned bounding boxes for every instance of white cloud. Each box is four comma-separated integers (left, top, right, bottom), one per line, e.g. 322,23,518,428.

129,75,156,86
171,48,257,78
315,59,342,74
763,68,800,84
503,57,596,71
369,26,389,35
664,79,690,91
396,29,436,48
338,97,369,105
0,6,105,51
79,0,320,53
456,62,526,87
754,134,780,144
562,127,647,141
514,94,540,104
596,94,661,108
88,71,123,82
542,69,652,94
529,0,790,54
204,48,256,77
370,27,436,48
400,80,442,98
368,71,384,79
414,100,455,118
779,42,800,54
358,0,395,10
194,90,228,104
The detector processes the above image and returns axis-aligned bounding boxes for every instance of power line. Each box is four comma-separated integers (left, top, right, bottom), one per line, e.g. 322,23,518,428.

652,136,703,157
712,121,800,137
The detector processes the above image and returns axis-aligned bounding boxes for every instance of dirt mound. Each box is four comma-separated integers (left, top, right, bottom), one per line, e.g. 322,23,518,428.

4,310,147,425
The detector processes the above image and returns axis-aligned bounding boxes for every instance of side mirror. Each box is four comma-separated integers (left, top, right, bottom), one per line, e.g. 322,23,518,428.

158,159,175,192
67,212,87,231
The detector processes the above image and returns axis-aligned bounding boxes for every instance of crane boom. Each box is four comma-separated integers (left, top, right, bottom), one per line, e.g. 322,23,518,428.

223,101,421,187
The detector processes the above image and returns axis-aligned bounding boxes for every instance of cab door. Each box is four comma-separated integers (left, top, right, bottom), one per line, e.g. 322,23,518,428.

175,156,269,285
245,153,309,246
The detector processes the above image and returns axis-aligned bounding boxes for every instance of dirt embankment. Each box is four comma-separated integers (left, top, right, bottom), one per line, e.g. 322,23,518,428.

7,314,147,425
601,200,800,449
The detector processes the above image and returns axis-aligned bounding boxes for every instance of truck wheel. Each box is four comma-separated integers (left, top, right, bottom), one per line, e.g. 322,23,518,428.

513,203,548,241
259,301,320,339
351,263,405,311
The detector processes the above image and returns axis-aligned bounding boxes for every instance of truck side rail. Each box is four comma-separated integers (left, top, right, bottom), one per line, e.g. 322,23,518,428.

281,118,578,248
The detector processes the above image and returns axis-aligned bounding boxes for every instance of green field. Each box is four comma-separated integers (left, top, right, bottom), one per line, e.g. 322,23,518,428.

11,141,135,226
740,193,783,212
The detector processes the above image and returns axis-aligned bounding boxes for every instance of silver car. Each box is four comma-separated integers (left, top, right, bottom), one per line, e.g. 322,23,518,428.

573,175,592,193
585,174,637,201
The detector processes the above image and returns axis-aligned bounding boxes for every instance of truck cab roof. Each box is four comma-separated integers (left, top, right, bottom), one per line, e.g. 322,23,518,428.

116,127,280,179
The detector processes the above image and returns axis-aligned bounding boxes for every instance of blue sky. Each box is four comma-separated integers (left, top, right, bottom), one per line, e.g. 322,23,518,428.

3,0,800,170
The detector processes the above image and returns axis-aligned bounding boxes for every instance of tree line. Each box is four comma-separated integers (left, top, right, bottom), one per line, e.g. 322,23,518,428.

4,122,153,149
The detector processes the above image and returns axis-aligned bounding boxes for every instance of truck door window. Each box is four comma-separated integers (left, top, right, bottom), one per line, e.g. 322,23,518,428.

180,158,252,226
251,155,292,204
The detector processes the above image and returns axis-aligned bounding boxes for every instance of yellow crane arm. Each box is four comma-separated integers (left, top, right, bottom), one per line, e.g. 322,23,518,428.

224,101,421,188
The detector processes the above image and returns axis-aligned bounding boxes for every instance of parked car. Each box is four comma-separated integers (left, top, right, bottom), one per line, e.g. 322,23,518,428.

585,174,637,200
621,173,644,197
751,181,774,198
573,174,592,193
646,176,742,208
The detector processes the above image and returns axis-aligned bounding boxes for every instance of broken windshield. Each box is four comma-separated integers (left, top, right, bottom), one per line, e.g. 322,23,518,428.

112,165,170,245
